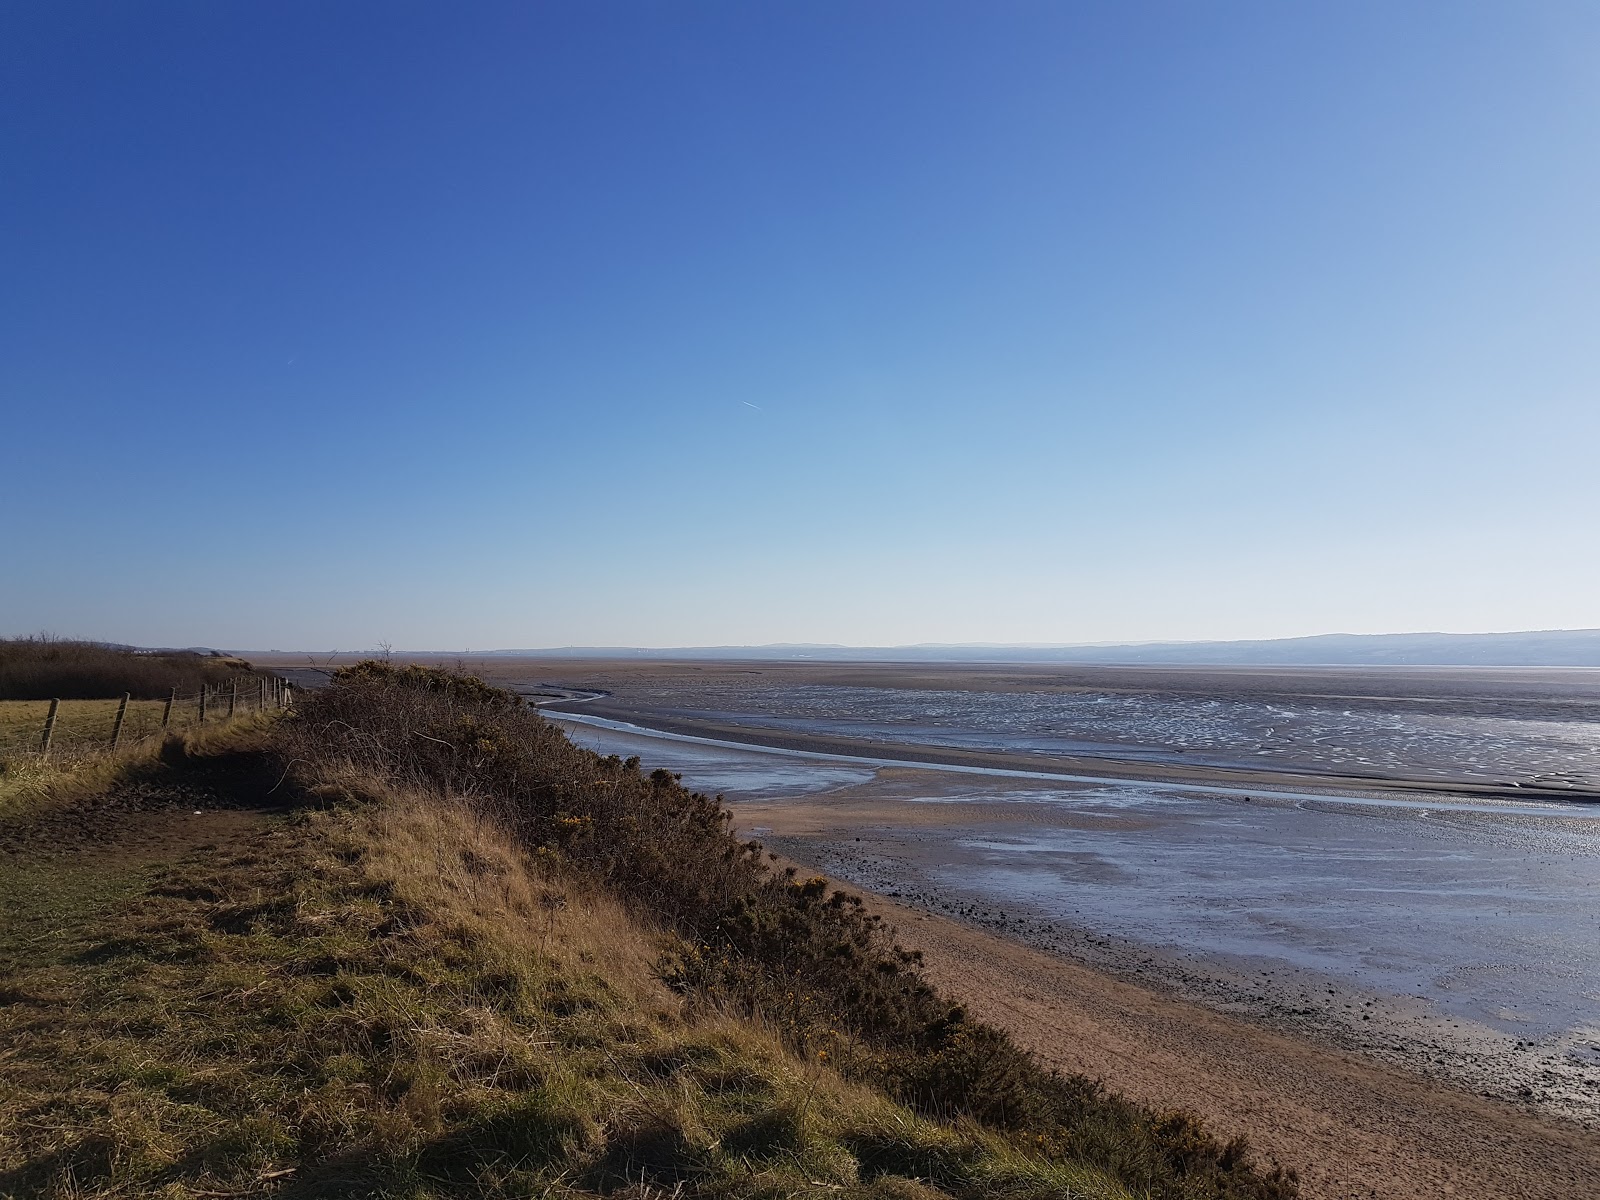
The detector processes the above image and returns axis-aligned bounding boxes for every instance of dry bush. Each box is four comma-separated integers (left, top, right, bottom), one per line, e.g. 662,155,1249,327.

1,739,1139,1200
0,636,258,700
282,663,1297,1200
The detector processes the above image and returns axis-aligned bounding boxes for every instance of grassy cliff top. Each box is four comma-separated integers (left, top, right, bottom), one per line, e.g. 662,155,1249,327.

0,667,1296,1200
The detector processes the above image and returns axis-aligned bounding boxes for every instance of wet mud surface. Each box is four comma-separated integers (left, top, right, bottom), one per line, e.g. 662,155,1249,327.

744,772,1600,1129
481,659,1600,1131
545,705,1600,1127
601,684,1600,790
517,659,1600,792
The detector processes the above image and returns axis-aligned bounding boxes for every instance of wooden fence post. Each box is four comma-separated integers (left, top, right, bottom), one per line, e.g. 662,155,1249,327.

228,679,238,719
162,687,176,728
259,675,267,712
110,693,130,749
40,698,60,755
199,685,208,723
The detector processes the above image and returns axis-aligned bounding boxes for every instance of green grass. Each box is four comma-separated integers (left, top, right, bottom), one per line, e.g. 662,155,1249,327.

0,698,173,750
0,763,1136,1200
0,854,160,973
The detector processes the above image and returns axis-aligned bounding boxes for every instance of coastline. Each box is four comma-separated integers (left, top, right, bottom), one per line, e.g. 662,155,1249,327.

544,698,1600,805
516,682,1600,1126
544,703,1600,813
518,696,1600,1194
260,657,1600,1194
760,848,1600,1200
727,765,1600,1112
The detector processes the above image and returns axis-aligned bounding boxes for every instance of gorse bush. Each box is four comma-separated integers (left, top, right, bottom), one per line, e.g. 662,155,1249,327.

286,662,1297,1200
0,750,1142,1200
286,664,763,926
0,636,257,700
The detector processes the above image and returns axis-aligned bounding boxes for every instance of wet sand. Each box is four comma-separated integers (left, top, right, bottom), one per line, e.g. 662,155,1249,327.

491,657,1600,800
775,852,1600,1200
713,760,1600,1110
551,699,1599,801
262,655,1600,724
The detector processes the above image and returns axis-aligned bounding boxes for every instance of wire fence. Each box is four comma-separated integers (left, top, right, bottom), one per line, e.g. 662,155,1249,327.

0,675,293,764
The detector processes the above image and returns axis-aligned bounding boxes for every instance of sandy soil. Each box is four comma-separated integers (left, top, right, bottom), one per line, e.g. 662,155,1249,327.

766,852,1600,1200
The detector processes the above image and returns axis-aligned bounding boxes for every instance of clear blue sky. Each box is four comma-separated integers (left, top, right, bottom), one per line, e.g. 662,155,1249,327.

5,2,1597,649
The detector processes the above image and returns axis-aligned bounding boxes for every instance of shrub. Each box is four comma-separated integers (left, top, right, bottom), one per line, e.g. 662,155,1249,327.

0,636,259,700
284,662,1297,1200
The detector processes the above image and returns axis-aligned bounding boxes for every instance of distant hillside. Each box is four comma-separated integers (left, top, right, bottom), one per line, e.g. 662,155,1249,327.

1027,629,1600,667
480,629,1600,667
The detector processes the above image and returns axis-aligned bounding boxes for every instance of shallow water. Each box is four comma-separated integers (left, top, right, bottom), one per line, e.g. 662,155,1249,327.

592,681,1600,789
929,780,1600,1039
552,709,1599,818
553,719,874,798
551,711,1600,1048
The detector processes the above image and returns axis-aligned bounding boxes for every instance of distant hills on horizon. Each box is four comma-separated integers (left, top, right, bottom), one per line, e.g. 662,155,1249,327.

455,628,1600,667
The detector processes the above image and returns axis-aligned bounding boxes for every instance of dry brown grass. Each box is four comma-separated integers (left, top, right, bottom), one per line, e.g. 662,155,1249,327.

0,665,1298,1200
325,766,674,1019
281,664,1297,1200
0,637,255,702
0,739,1136,1200
0,710,279,825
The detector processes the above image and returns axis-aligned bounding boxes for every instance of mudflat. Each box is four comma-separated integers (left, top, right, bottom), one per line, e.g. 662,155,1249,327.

264,655,1600,798
259,654,1600,711
257,655,1600,1195
780,856,1600,1200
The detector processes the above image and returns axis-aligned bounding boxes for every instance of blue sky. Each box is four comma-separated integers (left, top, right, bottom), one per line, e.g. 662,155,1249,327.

5,2,1598,649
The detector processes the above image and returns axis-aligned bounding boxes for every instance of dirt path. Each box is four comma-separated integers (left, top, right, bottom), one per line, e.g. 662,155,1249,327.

0,749,288,864
804,871,1600,1200
0,751,288,972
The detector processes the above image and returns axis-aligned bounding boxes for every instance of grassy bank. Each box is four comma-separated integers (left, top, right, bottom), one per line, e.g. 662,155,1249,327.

0,665,1297,1199
0,640,281,804
0,698,170,755
0,701,272,826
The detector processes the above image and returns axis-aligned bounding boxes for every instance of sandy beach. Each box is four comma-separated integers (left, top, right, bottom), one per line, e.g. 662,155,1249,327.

764,849,1600,1200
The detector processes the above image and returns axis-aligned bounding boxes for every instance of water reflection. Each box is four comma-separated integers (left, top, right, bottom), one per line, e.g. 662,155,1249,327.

547,709,1600,1044
550,717,873,799
596,682,1600,789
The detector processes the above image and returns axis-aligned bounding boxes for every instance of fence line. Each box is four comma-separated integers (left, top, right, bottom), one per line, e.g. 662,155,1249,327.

1,674,294,762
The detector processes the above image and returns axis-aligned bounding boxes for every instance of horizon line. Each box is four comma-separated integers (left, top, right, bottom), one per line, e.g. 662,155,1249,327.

228,626,1600,657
